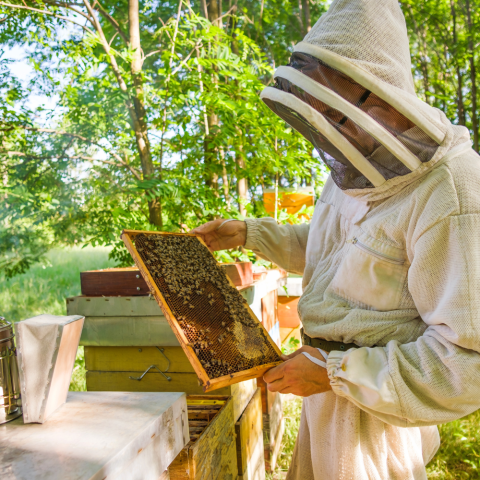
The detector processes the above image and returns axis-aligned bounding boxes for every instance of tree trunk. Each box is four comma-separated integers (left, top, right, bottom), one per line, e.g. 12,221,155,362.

406,5,430,104
297,0,305,37
203,0,222,195
236,147,248,217
451,0,466,125
303,0,311,32
128,0,161,225
465,0,478,151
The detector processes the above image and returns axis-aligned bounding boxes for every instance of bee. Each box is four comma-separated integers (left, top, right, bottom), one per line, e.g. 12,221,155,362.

221,322,226,327
189,304,195,309
204,363,211,368
208,300,214,305
195,349,200,355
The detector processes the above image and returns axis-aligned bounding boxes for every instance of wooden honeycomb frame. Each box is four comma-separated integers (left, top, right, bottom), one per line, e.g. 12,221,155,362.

121,229,283,392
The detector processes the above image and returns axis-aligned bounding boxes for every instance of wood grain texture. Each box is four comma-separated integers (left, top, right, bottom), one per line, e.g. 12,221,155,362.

80,268,149,296
219,262,253,287
261,290,278,334
235,389,265,480
169,396,237,480
263,392,284,473
86,371,227,395
257,377,277,415
121,229,283,393
85,346,195,373
86,361,256,423
277,296,301,328
0,392,188,480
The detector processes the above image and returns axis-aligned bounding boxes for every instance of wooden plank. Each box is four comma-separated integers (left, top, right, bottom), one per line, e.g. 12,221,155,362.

66,296,164,317
86,366,256,423
85,346,195,373
80,268,149,296
169,395,237,480
190,395,237,480
79,316,179,347
263,393,284,473
257,377,277,415
231,379,257,424
121,230,283,393
158,470,170,480
261,290,278,334
86,371,230,395
235,388,265,480
0,392,189,480
219,262,253,287
277,296,301,328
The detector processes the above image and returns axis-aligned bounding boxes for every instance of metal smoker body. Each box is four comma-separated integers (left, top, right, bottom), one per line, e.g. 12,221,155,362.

0,316,22,423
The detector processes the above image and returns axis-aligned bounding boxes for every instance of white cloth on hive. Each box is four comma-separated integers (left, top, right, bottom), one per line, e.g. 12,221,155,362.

15,314,84,423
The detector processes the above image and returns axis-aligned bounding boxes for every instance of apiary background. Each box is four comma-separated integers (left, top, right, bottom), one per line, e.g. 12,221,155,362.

67,267,287,474
168,395,239,480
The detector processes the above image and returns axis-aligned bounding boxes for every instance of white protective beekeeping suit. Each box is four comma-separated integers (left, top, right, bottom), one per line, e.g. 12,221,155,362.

244,0,480,479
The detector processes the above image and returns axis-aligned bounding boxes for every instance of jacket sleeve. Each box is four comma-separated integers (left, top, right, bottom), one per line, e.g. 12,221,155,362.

244,218,309,275
326,214,480,427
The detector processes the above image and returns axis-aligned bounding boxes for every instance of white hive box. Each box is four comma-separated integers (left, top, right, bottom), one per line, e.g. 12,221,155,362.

0,391,189,480
15,314,84,423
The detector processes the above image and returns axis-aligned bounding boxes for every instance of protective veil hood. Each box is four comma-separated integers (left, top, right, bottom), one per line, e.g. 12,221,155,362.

261,0,471,201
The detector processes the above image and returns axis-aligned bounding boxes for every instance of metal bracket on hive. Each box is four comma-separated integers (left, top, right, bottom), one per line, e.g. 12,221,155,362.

129,347,172,382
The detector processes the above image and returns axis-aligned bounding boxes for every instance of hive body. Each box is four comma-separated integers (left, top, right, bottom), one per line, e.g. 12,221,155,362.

121,230,282,391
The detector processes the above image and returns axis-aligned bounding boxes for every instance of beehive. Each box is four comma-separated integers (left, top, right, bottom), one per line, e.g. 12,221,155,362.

121,230,282,392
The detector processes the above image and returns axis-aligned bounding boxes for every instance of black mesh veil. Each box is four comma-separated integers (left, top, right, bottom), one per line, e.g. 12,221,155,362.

265,52,440,190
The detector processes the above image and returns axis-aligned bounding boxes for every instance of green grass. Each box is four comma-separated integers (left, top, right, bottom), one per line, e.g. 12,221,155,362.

1,246,116,391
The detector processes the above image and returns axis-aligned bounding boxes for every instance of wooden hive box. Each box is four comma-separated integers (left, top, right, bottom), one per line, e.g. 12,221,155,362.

236,388,265,480
277,276,303,344
80,263,253,298
83,344,256,423
168,395,238,480
121,230,283,392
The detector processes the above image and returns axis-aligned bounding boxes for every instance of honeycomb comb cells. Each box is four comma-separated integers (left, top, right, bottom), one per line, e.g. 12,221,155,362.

121,230,283,391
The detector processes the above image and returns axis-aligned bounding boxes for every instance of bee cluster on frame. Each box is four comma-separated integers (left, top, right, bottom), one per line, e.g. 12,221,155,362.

134,233,280,379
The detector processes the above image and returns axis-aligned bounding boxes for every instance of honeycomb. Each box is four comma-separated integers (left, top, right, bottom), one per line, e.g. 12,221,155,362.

133,233,281,379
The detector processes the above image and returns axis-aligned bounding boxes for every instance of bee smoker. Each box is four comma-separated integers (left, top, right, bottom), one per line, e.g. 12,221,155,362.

0,316,22,423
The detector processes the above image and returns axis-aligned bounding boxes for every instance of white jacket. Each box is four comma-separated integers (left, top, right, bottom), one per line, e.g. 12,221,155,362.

246,136,479,428
251,0,480,477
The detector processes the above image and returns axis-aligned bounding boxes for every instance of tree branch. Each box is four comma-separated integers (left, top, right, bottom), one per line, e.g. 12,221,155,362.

17,126,141,178
94,0,129,45
0,1,95,34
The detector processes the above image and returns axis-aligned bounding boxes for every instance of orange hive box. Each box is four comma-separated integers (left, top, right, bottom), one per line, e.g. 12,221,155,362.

263,187,314,222
121,230,282,392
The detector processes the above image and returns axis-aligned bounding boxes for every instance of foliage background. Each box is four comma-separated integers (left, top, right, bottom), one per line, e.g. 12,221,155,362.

2,0,478,273
3,1,480,477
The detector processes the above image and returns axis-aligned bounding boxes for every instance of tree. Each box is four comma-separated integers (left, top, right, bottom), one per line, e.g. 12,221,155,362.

0,1,321,274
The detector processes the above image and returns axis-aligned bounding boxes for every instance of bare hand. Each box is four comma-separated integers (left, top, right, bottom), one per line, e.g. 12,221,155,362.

263,346,332,397
191,219,247,252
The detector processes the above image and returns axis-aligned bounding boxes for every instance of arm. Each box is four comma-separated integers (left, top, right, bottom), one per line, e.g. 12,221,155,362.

327,215,480,427
244,218,309,275
192,217,310,275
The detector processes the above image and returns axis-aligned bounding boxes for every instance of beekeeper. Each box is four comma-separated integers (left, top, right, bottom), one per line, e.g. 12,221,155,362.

192,0,480,478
